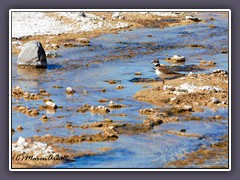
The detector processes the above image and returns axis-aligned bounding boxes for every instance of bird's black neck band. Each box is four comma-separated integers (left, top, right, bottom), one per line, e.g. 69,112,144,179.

155,63,160,67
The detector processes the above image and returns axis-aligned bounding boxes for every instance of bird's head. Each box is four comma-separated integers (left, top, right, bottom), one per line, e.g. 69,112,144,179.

151,59,160,66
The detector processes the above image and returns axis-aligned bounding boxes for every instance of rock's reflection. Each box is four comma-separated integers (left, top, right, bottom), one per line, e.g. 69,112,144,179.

17,66,47,77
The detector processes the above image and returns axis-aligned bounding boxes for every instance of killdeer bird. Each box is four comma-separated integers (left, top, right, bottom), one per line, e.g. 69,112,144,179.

152,59,181,89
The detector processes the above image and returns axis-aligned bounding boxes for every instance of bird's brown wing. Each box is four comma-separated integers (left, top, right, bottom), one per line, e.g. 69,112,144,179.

157,66,179,75
157,66,182,78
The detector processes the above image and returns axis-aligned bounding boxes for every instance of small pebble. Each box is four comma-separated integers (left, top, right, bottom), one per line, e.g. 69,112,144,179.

99,99,109,103
116,85,124,89
214,115,222,119
135,72,142,76
41,115,48,120
66,87,75,94
180,129,186,133
100,88,106,92
53,85,62,88
65,122,73,129
108,80,116,84
17,126,23,132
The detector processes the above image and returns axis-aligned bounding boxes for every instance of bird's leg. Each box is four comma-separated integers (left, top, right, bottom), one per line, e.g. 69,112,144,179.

162,78,165,90
157,77,162,90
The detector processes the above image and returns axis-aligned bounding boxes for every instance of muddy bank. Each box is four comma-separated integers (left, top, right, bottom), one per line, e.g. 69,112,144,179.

134,70,228,110
28,115,163,145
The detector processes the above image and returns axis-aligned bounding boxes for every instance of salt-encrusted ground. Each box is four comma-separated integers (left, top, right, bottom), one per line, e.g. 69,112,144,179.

11,11,186,38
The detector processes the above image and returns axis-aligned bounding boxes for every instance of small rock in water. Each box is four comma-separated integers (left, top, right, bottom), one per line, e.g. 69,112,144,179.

180,129,186,132
17,41,47,68
104,118,113,123
208,25,216,28
99,98,109,103
200,60,216,66
116,85,124,89
45,101,58,109
108,80,117,84
66,87,75,94
17,126,23,132
82,90,88,94
108,101,126,108
166,55,186,62
100,88,106,92
135,72,142,76
53,85,62,88
41,115,48,120
65,122,73,129
221,49,228,54
43,98,53,103
28,109,39,116
185,15,201,22
90,105,110,114
40,88,46,93
214,115,222,119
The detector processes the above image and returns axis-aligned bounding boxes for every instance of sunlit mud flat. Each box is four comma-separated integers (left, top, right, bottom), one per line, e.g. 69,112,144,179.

12,12,229,168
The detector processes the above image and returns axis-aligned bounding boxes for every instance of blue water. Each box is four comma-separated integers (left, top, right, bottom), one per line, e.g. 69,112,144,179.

11,12,229,168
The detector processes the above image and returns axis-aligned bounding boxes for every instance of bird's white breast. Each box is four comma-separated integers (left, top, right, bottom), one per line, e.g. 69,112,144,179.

155,69,163,76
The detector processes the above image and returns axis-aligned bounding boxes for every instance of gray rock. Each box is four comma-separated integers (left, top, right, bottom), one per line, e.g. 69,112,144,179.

17,41,47,68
